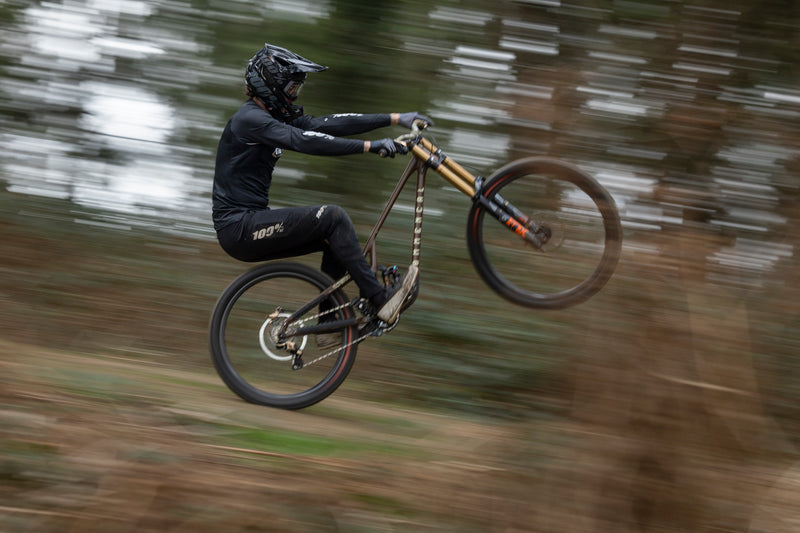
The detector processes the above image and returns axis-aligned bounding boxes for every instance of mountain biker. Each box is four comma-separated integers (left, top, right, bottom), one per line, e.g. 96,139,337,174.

212,43,431,325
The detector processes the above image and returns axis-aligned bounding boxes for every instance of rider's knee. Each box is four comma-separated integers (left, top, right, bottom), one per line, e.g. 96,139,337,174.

317,204,348,227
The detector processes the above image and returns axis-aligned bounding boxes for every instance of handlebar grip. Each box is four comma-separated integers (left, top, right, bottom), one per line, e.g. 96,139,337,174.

378,148,389,158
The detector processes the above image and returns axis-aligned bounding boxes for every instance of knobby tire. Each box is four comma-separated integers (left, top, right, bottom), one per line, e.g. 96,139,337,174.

466,157,622,309
209,262,358,409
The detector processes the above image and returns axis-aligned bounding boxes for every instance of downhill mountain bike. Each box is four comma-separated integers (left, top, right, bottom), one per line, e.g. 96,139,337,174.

209,121,622,409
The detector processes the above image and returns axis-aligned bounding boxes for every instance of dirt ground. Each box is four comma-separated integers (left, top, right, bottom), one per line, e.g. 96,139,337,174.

1,339,562,532
3,333,800,532
3,195,800,531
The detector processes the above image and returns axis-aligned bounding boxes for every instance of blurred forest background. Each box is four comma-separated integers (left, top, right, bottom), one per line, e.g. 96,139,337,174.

2,0,800,531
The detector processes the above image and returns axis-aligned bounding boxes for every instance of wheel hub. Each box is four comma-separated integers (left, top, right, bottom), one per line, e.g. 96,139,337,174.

258,312,306,362
529,213,565,252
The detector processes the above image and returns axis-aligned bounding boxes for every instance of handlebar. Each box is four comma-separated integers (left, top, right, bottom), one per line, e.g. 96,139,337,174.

378,119,429,158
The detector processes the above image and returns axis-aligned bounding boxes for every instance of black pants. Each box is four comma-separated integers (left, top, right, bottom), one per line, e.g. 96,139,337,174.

216,205,383,300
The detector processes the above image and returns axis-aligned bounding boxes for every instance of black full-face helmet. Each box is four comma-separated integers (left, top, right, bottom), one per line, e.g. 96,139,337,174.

245,43,327,120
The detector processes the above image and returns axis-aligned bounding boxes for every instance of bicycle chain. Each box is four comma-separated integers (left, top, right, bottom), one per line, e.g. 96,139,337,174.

283,301,386,369
301,329,372,368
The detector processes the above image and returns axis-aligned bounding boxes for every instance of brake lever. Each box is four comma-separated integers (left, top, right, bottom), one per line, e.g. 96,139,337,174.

380,119,430,157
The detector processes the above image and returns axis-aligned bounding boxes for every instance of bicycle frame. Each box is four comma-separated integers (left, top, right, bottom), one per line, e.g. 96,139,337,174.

363,155,428,270
276,125,546,348
274,157,431,349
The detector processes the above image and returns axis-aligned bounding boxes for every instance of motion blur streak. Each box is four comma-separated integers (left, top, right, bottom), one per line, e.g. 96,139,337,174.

1,1,799,531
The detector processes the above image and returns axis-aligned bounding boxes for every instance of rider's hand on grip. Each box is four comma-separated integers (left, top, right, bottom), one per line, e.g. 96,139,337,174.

398,111,434,129
370,138,408,158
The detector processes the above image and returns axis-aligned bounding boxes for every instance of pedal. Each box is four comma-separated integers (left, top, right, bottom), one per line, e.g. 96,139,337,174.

361,317,399,338
379,316,399,334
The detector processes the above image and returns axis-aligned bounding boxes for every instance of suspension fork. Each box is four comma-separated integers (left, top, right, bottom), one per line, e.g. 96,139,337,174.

409,138,546,249
473,194,546,248
471,176,548,249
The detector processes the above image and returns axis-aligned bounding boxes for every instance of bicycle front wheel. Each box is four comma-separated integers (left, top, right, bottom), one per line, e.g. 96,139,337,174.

209,263,358,409
466,157,622,309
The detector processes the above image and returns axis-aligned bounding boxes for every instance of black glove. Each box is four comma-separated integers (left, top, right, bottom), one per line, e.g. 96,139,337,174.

398,111,434,129
369,138,408,158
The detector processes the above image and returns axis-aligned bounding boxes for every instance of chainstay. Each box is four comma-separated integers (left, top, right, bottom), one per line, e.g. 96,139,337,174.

286,300,378,369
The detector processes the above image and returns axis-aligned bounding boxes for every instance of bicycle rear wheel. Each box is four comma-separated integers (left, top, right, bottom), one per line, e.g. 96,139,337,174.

466,157,622,309
209,263,358,409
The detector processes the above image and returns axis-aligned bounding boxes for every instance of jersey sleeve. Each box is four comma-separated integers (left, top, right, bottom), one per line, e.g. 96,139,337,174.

237,106,365,156
292,113,392,137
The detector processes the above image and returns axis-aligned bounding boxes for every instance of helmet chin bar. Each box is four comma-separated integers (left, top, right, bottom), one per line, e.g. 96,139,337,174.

256,93,304,123
283,79,304,101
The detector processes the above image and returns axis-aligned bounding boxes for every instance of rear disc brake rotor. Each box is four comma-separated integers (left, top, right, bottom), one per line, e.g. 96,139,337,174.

258,313,306,362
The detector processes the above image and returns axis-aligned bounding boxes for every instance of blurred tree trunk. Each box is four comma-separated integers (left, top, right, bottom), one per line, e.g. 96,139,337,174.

564,221,796,532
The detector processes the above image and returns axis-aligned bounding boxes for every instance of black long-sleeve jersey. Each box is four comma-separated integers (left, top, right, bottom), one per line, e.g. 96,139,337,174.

212,99,391,231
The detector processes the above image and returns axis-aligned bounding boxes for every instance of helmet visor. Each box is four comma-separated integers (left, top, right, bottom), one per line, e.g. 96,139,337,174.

283,80,304,101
